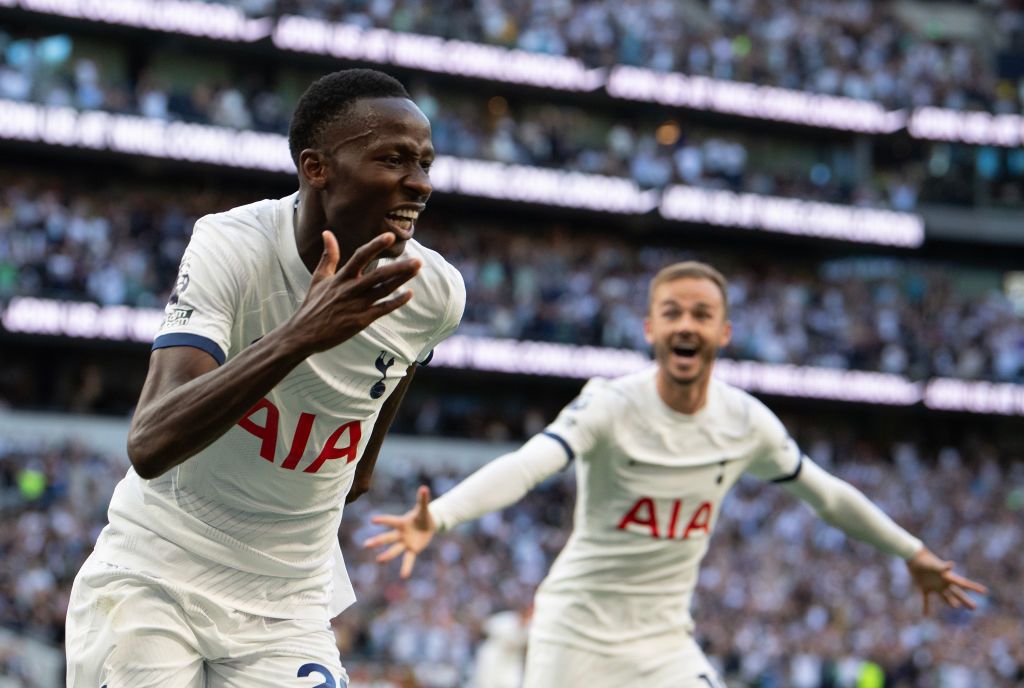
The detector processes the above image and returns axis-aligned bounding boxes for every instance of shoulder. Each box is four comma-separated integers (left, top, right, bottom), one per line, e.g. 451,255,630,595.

710,378,787,444
189,197,282,276
575,373,639,416
405,240,465,297
402,240,466,319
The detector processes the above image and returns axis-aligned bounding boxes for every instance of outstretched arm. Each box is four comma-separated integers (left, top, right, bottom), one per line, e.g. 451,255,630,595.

364,433,570,577
780,458,987,612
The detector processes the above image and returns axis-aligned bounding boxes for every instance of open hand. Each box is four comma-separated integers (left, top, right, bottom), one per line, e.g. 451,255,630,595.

291,232,420,354
905,547,988,614
364,486,436,579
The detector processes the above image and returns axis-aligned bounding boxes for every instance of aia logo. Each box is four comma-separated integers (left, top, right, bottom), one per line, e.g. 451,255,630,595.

370,350,395,399
237,398,361,473
617,496,714,541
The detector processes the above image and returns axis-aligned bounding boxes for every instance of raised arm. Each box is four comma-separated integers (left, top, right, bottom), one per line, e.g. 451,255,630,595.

127,232,420,479
780,458,987,612
364,433,570,577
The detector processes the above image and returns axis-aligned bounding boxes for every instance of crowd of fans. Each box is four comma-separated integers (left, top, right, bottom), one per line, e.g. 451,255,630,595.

1,428,1020,686
218,0,1024,114
0,28,918,208
3,180,1022,384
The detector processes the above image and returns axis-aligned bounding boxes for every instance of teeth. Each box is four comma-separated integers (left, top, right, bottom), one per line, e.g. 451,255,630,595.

392,218,413,230
390,209,419,220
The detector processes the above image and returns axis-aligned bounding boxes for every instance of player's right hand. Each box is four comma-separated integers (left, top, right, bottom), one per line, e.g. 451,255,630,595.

290,231,420,354
364,485,436,579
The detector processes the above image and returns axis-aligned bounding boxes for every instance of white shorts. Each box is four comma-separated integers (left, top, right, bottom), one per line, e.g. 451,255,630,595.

522,635,724,688
66,556,347,688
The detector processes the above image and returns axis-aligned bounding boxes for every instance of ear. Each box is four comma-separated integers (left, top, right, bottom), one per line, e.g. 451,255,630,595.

719,319,732,348
299,149,329,190
643,316,654,345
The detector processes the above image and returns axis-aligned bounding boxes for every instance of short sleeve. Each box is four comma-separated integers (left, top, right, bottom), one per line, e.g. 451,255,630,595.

152,219,244,365
744,398,803,483
416,262,466,364
543,378,614,462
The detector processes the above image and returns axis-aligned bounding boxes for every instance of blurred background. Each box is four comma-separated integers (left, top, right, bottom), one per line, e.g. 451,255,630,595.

0,0,1022,686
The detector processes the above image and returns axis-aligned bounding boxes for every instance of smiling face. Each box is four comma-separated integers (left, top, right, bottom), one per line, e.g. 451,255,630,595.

301,97,434,259
644,276,732,389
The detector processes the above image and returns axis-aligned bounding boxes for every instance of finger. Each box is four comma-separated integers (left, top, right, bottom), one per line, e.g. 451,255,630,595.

337,233,397,280
949,586,978,610
941,589,961,609
362,290,415,321
375,542,407,563
414,485,432,529
945,572,988,595
400,550,418,579
363,530,400,549
358,269,422,303
922,589,930,615
312,231,340,282
417,485,432,510
370,514,404,527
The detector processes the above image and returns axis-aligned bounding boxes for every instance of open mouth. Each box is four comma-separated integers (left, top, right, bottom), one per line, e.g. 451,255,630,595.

385,208,420,237
671,344,700,359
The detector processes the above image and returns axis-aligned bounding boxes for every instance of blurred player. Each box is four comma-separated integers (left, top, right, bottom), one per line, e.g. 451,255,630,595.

65,69,465,687
472,608,530,688
366,261,986,688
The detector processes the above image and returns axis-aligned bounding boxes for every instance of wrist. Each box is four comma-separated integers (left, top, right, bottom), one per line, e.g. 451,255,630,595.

268,320,317,364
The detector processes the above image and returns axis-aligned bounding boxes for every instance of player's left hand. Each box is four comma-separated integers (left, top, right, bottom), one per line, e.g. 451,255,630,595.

905,547,988,614
363,486,436,579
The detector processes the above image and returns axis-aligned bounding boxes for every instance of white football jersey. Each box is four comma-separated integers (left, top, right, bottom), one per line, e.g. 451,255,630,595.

532,369,802,655
94,192,465,620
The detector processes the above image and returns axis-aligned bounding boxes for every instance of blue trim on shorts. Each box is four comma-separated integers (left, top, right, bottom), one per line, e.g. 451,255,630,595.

542,431,575,463
153,333,226,365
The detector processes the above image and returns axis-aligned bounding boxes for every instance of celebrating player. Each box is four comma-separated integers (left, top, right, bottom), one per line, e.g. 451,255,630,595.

366,261,986,688
65,69,465,687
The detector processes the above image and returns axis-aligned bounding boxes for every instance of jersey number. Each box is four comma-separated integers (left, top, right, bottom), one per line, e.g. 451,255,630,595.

298,662,342,688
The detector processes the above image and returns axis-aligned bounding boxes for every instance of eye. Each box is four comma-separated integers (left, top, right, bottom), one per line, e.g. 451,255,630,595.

380,155,402,167
420,160,433,173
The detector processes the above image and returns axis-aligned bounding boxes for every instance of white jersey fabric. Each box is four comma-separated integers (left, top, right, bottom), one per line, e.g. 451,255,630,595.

431,368,921,659
93,192,464,621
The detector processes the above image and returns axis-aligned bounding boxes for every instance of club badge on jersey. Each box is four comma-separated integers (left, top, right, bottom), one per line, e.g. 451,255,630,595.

370,350,396,399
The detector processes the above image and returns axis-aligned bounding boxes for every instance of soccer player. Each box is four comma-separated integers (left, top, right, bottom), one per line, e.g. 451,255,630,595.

366,261,986,688
65,69,465,687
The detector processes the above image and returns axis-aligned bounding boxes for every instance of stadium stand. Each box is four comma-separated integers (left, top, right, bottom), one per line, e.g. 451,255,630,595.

0,0,1022,686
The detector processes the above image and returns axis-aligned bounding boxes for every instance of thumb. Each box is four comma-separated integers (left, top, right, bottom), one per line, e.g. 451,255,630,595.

313,231,339,282
414,485,432,528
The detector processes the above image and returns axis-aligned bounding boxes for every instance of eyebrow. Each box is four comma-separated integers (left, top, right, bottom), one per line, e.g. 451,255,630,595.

657,300,715,310
371,139,434,156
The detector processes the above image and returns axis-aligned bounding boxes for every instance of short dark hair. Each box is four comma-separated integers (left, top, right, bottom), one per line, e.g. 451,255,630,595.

288,68,410,166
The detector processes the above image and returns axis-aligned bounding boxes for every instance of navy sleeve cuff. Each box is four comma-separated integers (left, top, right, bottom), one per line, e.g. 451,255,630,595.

770,454,804,483
418,349,434,366
153,333,226,365
542,431,575,463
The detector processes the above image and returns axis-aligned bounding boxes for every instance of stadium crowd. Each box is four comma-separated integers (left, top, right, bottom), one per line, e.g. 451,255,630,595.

2,181,1022,385
0,429,1020,687
0,30,913,208
216,0,1024,113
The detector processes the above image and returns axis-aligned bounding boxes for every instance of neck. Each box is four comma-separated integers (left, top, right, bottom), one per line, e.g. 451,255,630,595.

655,368,711,415
294,188,329,273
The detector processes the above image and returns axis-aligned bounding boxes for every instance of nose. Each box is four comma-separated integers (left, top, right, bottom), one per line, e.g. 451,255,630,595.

404,165,432,199
674,313,697,334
